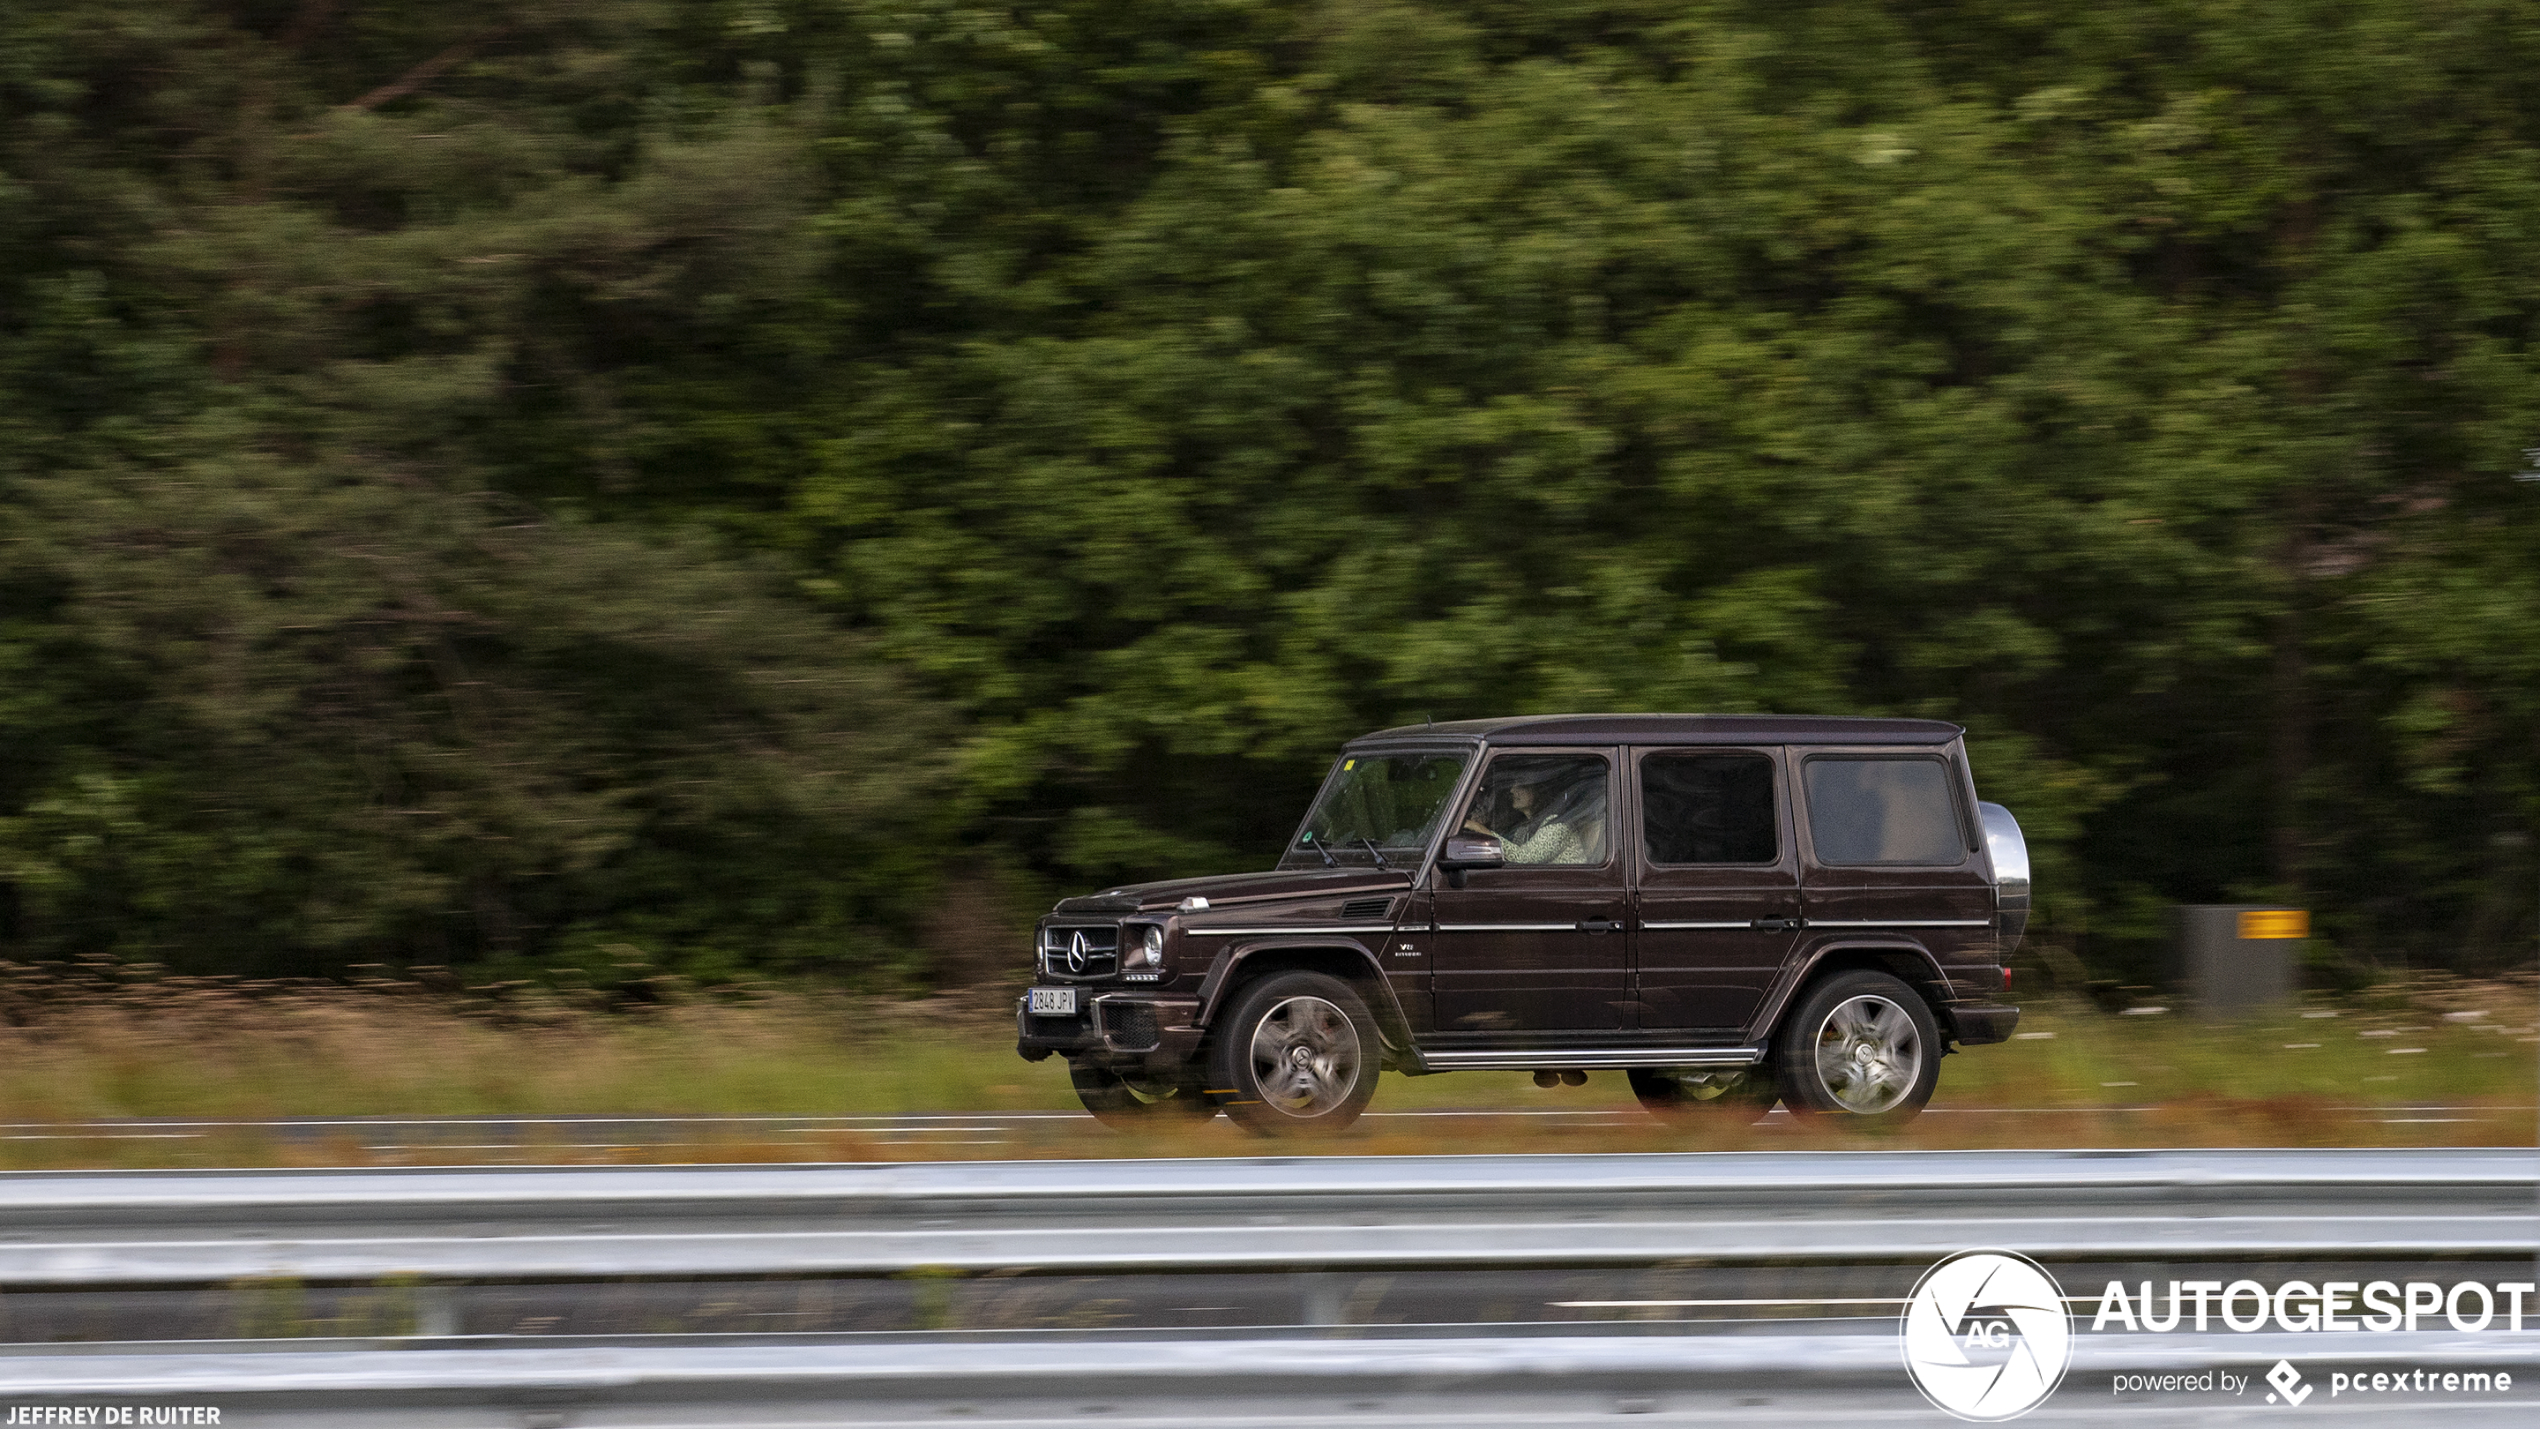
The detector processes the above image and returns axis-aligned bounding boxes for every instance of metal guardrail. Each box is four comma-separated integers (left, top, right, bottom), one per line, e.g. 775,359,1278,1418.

0,1148,2530,1287
1,1331,2535,1427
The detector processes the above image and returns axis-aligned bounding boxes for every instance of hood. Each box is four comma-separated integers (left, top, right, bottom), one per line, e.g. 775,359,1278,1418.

1055,867,1412,914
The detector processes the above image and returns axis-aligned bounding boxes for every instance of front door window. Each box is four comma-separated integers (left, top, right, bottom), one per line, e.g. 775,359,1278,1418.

1458,754,1610,865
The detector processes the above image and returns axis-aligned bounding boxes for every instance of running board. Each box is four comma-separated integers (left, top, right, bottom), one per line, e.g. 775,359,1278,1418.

1416,1046,1765,1071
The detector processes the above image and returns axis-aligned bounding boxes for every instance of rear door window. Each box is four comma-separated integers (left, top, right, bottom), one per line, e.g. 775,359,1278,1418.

1640,752,1778,864
1802,757,1964,866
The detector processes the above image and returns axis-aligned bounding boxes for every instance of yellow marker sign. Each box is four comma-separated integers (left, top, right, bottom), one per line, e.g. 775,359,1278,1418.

2238,909,2310,940
1343,759,1355,770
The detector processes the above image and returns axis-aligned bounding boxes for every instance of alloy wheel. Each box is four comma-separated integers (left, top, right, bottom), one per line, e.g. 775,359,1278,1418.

1247,994,1361,1118
1810,993,1922,1114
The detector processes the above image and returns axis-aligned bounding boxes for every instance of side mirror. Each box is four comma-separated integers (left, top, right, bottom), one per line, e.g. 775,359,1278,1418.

1437,835,1504,888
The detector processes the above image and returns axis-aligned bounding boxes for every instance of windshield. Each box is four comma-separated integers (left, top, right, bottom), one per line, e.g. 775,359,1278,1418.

1282,749,1471,868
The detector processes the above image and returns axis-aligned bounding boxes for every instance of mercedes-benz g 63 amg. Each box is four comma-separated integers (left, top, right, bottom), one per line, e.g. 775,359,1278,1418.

1017,714,2028,1135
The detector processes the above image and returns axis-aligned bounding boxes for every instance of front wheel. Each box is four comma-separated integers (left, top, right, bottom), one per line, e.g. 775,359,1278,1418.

1209,971,1381,1138
1772,970,1940,1128
1629,1065,1779,1125
1070,1064,1219,1131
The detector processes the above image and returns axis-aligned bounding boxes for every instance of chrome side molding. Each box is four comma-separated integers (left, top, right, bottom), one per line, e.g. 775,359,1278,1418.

1418,1046,1764,1070
1180,924,1397,935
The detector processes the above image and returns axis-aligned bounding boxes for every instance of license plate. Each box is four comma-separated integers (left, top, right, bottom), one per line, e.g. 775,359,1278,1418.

1029,987,1077,1015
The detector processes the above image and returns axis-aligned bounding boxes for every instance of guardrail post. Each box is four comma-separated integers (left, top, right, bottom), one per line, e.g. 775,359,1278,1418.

413,1283,459,1338
1299,1271,1345,1328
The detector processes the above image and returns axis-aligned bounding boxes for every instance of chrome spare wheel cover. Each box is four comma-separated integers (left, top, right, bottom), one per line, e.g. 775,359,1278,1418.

1248,995,1360,1118
1811,994,1921,1114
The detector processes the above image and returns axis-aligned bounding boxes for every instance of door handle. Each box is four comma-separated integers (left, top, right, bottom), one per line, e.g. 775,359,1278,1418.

1576,918,1625,934
1750,916,1809,932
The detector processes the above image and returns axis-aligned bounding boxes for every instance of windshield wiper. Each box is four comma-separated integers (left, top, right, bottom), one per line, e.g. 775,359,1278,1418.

1300,832,1338,868
1354,836,1391,870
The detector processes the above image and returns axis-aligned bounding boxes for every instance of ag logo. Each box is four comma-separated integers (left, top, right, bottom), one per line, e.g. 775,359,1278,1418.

1067,931,1091,974
1902,1250,2074,1421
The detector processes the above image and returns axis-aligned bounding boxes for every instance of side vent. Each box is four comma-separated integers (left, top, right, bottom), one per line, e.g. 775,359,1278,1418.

1340,897,1395,922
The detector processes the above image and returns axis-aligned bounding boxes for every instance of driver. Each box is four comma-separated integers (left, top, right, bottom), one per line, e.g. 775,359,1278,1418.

1461,777,1592,865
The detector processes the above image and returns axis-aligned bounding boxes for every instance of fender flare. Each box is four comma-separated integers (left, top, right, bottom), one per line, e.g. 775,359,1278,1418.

1749,938,1953,1044
1194,938,1416,1050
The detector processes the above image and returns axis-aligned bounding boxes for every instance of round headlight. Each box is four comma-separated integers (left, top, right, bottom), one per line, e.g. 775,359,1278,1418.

1124,923,1165,969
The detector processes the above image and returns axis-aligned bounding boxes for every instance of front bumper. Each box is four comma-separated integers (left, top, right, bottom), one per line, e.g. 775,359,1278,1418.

1016,993,1203,1070
1945,1002,2020,1045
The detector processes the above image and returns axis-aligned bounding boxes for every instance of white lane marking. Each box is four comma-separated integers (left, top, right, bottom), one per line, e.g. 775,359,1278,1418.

0,1133,205,1141
1556,1298,1907,1308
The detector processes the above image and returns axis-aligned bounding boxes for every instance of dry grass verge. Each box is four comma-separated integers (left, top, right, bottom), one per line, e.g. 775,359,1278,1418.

0,963,2529,1168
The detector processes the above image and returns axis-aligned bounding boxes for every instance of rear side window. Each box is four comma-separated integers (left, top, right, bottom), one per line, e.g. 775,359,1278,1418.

1641,753,1777,864
1803,757,1964,866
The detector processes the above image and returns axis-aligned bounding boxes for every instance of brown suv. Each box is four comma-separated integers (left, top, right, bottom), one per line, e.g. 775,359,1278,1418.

1016,714,2028,1135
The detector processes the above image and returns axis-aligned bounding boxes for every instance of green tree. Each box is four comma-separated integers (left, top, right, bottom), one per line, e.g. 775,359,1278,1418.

0,1,949,979
5,0,2538,983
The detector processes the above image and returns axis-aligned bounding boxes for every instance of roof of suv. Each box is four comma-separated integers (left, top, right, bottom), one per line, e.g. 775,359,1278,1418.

1352,713,1963,746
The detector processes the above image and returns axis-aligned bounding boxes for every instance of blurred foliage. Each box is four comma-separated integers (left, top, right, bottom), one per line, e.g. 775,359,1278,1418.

3,1,2539,980
0,0,950,979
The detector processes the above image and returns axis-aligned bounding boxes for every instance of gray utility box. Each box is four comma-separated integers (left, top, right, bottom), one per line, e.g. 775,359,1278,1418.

2172,905,2307,1014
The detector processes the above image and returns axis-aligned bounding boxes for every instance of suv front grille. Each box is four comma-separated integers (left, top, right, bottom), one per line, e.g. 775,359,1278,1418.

1040,924,1120,979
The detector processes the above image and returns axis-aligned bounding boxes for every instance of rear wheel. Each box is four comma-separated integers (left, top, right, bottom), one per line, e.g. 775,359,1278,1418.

1772,970,1940,1127
1070,1064,1219,1131
1210,971,1381,1138
1629,1064,1779,1125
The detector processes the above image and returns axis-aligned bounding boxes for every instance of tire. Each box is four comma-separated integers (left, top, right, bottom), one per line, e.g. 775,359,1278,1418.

1771,970,1941,1128
1209,971,1382,1137
1070,1063,1219,1131
1629,1064,1779,1125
